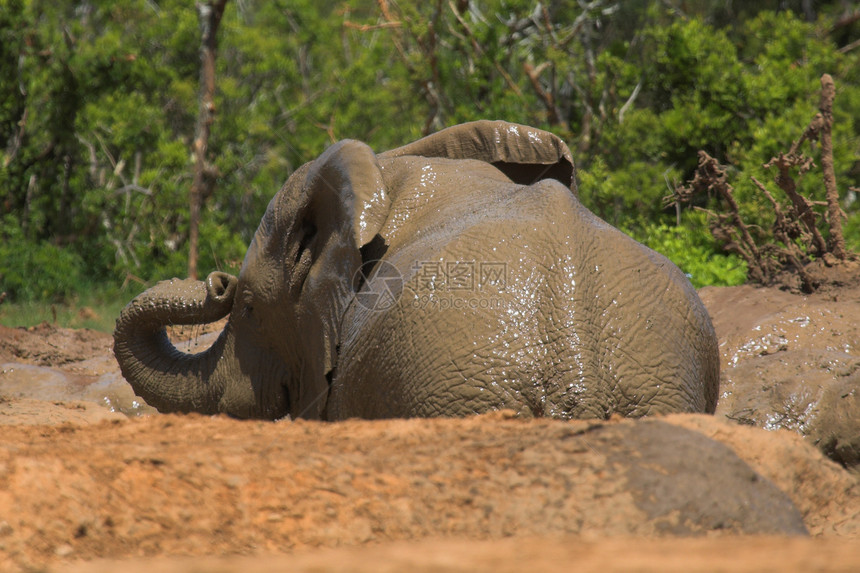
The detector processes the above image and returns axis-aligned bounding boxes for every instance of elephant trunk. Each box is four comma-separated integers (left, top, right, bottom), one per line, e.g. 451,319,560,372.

113,271,238,414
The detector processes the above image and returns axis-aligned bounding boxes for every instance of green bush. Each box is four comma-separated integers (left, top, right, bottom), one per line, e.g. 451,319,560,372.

0,217,90,302
2,3,857,302
628,213,748,289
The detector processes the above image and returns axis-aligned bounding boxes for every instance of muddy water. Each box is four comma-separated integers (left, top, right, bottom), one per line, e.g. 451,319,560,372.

0,328,226,419
0,362,155,416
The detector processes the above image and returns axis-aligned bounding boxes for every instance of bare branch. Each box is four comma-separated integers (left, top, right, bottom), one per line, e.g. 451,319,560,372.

523,62,562,125
448,0,524,101
830,9,860,34
375,0,445,134
618,81,642,124
837,37,860,54
3,108,28,168
376,0,409,62
343,21,402,32
679,152,770,284
817,73,847,259
189,0,229,280
113,184,153,197
764,152,828,257
751,176,816,292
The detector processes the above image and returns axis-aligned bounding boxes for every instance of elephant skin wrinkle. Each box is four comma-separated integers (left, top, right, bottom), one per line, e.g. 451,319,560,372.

114,120,719,421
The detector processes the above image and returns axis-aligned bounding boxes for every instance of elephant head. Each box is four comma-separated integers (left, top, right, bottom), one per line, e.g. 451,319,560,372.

113,121,575,419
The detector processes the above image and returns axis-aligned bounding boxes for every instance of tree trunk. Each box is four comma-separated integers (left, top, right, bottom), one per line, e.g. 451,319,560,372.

818,74,846,260
189,0,229,280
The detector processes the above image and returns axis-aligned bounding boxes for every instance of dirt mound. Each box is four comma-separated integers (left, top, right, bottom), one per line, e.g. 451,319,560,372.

2,283,860,572
774,257,860,296
666,413,860,537
0,321,222,369
1,412,855,572
0,324,156,417
54,536,860,573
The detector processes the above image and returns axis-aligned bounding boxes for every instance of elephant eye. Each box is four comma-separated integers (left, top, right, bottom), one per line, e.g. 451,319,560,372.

295,220,318,264
239,290,254,317
237,302,253,320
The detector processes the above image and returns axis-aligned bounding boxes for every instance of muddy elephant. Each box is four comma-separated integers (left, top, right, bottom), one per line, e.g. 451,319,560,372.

114,120,719,420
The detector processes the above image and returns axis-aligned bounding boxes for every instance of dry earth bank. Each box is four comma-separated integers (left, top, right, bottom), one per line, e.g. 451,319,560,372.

1,281,859,572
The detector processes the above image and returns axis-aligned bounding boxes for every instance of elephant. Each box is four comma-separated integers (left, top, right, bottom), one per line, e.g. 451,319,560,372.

113,120,719,421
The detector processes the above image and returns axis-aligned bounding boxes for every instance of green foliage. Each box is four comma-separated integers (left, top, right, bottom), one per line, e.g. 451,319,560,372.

723,11,857,225
628,213,748,289
578,156,682,229
1,0,858,310
0,217,88,301
844,211,860,253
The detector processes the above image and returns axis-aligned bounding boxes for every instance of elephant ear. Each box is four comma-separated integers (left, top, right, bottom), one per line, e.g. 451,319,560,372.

379,120,577,194
304,139,391,249
265,139,390,400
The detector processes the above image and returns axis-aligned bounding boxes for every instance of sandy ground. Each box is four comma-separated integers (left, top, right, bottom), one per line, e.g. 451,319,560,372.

1,276,860,572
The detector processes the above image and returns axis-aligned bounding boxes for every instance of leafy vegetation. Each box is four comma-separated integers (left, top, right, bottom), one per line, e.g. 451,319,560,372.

631,212,748,289
1,1,859,326
674,73,853,294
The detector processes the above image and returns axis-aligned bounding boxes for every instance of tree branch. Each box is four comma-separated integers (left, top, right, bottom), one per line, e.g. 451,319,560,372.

680,152,770,284
618,81,641,124
343,21,402,32
189,0,229,280
830,9,860,34
764,153,829,257
751,176,816,292
837,37,860,54
448,0,524,102
3,108,28,168
523,62,562,125
817,73,846,259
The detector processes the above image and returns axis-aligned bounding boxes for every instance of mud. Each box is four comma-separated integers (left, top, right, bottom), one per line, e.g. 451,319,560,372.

700,272,860,471
1,282,860,572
